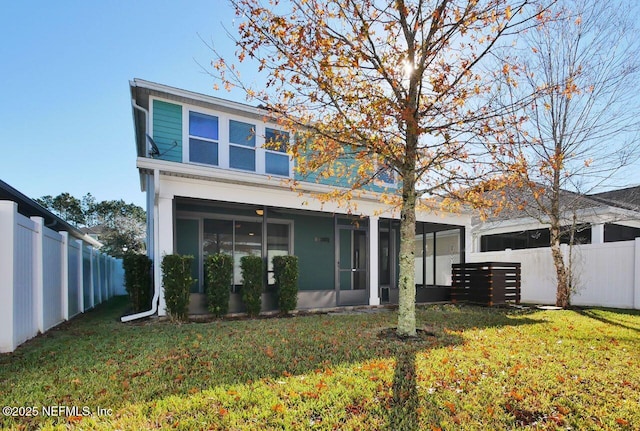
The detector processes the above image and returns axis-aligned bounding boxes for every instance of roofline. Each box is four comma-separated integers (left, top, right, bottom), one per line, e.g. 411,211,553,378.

0,179,102,248
130,78,268,117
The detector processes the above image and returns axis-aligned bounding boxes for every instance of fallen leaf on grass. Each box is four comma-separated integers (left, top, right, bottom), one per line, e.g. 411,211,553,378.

616,418,629,426
272,404,285,413
444,401,456,414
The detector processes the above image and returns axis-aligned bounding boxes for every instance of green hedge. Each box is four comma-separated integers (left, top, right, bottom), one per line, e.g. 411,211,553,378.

122,254,152,313
273,255,299,314
162,254,195,322
205,253,233,317
240,255,263,317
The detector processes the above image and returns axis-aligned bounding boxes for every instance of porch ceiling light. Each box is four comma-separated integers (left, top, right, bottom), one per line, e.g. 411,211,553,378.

256,209,264,216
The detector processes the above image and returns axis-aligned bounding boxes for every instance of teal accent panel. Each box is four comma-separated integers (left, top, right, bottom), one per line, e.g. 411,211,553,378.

294,152,398,194
290,214,334,291
176,219,200,293
152,100,182,162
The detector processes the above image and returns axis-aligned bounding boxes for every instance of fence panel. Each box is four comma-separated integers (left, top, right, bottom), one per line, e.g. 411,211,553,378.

113,258,126,296
469,248,557,304
13,213,38,349
83,246,93,311
67,240,81,318
571,242,635,308
470,241,639,308
42,226,64,331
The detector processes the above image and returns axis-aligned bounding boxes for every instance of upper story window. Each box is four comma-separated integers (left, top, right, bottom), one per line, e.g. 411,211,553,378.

229,119,256,171
164,101,292,178
265,128,290,176
189,112,219,166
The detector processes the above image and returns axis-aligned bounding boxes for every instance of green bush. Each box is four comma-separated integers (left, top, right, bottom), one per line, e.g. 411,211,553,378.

273,255,299,314
240,255,263,317
205,253,233,317
161,254,195,322
122,254,152,312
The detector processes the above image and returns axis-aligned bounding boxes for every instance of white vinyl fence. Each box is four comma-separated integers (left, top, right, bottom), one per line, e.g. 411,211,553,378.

0,201,124,353
469,239,640,309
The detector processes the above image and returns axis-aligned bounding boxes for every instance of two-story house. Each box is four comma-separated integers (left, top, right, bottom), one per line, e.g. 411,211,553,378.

128,79,472,318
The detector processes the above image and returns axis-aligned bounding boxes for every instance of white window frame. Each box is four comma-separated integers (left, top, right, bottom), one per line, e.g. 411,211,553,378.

166,99,294,178
187,111,220,167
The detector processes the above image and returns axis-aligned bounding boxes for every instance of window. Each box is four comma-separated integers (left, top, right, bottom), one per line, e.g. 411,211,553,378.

189,112,218,165
377,159,396,184
229,119,256,171
265,128,290,176
183,105,292,177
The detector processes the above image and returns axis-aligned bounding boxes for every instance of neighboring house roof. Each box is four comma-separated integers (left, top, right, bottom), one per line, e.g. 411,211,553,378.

0,179,102,248
588,186,640,212
472,183,640,232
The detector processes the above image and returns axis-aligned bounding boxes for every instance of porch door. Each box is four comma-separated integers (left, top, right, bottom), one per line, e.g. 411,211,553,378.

337,226,368,306
379,227,397,302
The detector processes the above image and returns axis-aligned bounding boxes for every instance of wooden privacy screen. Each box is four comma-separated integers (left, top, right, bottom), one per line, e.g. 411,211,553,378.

451,262,521,306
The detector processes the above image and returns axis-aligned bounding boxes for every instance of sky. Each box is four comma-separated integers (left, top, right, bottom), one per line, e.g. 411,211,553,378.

0,1,248,208
2,2,639,211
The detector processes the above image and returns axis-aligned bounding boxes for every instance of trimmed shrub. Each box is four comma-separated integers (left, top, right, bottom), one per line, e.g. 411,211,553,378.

162,254,195,322
273,255,299,314
122,254,152,312
240,255,263,317
205,253,233,317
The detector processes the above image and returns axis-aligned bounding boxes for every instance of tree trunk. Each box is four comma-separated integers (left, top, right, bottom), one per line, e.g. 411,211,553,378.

397,175,417,337
550,223,570,308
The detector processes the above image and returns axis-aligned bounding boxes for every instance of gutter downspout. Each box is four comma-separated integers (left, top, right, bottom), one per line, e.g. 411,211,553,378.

121,97,160,322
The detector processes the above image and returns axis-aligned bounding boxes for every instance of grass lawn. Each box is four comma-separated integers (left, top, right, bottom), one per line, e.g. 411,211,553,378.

0,297,638,430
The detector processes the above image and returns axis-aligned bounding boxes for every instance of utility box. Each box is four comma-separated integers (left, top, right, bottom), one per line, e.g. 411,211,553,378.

451,262,521,306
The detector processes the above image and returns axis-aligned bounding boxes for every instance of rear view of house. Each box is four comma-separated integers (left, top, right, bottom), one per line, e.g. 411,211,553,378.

129,79,471,317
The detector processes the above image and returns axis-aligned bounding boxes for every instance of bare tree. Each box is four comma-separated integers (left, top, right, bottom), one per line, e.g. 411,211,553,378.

491,0,640,307
211,0,552,336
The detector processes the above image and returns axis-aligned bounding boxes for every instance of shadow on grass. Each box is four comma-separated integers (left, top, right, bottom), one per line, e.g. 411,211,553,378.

388,344,420,430
575,308,640,333
0,298,543,429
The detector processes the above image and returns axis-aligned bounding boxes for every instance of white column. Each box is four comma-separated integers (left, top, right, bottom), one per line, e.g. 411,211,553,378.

60,232,69,320
0,202,17,352
592,223,605,244
368,216,380,306
157,196,175,316
30,216,45,333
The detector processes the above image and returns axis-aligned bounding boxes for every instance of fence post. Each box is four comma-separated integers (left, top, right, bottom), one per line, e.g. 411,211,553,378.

635,238,640,310
60,232,69,320
0,202,17,353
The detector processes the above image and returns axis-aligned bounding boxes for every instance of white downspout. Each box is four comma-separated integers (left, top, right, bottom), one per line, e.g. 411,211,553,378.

121,97,160,322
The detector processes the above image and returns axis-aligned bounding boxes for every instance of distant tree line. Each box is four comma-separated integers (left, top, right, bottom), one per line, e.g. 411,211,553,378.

35,192,146,258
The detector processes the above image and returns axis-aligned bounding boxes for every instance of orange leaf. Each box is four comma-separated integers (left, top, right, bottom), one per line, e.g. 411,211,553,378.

219,407,228,416
272,403,285,413
444,401,456,414
616,418,629,426
265,346,275,358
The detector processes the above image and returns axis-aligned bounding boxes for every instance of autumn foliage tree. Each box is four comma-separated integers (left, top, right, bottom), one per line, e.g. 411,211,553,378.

489,0,640,307
214,0,552,336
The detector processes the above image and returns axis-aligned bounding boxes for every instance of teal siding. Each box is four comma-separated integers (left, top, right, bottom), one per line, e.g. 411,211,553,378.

152,100,182,162
290,214,334,291
294,155,397,194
